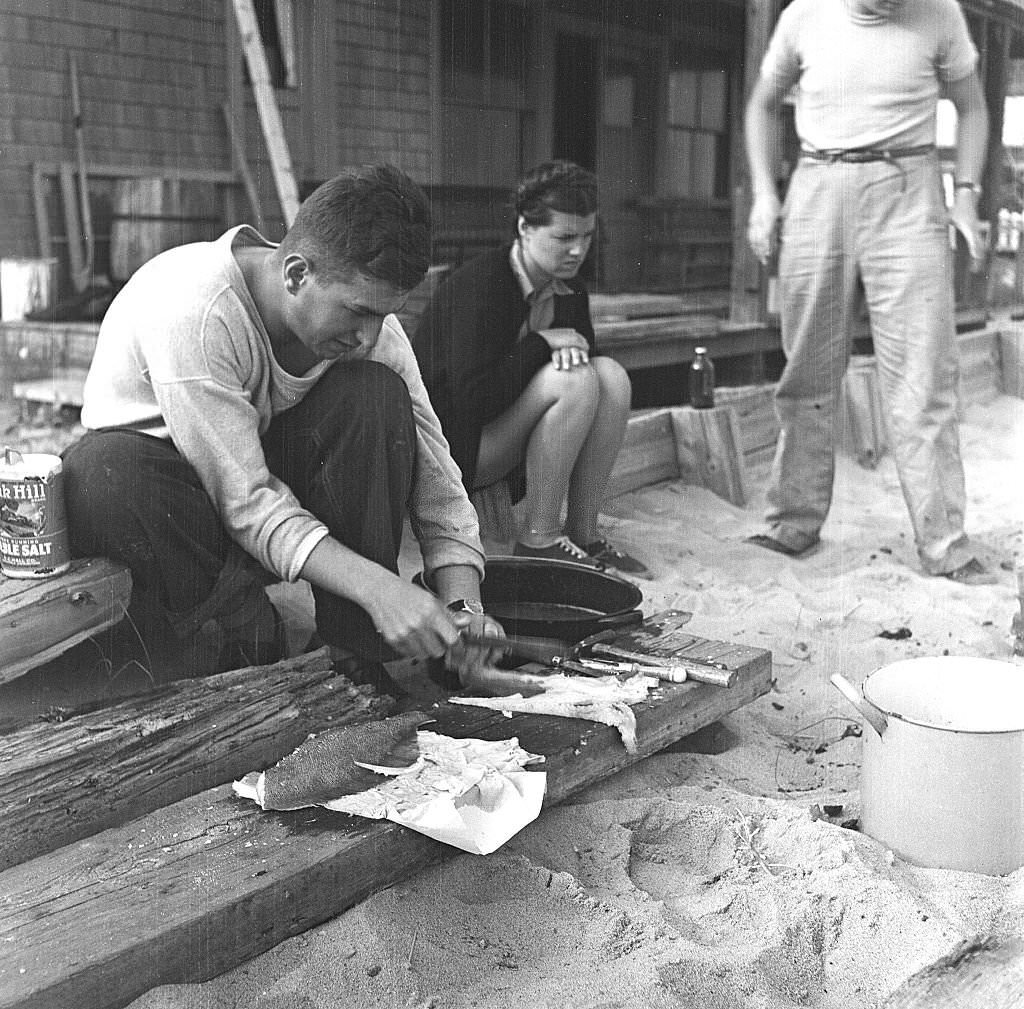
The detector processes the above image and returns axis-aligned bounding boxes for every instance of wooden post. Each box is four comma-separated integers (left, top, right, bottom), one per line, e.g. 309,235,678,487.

728,0,781,326
231,0,301,226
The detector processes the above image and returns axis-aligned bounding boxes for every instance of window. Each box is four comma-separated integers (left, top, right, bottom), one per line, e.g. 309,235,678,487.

663,58,730,200
438,0,529,186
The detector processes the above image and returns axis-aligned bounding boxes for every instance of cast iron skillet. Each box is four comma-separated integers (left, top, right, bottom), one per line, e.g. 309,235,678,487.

478,556,643,641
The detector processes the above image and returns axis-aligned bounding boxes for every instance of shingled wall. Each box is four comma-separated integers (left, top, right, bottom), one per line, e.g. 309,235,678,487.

0,0,433,266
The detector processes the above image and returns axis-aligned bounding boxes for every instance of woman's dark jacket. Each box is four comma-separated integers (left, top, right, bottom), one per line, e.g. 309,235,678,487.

413,246,595,497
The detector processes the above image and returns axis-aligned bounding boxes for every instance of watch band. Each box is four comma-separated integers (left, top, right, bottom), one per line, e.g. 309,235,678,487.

954,181,982,196
447,598,485,615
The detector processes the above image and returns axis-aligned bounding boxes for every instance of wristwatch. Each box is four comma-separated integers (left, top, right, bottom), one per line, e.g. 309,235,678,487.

954,181,982,196
447,598,485,615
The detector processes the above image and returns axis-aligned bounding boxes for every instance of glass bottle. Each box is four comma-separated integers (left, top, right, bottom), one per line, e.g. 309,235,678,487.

689,346,715,409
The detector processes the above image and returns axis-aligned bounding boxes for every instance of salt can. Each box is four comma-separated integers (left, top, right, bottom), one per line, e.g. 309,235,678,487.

0,447,72,578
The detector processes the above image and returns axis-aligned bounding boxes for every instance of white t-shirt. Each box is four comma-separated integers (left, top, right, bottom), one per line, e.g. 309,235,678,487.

760,0,978,151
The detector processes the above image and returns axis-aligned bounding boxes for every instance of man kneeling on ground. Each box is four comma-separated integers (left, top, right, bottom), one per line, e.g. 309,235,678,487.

62,164,505,689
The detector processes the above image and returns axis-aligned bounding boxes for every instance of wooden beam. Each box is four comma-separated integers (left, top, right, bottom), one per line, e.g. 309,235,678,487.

31,164,52,258
596,319,780,372
0,557,131,687
220,102,266,232
58,163,86,293
37,162,238,185
231,0,301,226
0,649,392,872
728,0,782,325
0,621,772,1009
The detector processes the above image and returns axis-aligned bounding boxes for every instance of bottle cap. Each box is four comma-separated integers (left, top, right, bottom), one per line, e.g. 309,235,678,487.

695,346,707,355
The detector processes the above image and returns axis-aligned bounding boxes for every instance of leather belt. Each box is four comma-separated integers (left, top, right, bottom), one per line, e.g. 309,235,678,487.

801,144,935,164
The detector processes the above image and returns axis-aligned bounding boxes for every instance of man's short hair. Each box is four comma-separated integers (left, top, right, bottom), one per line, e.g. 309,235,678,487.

281,164,431,291
515,161,599,229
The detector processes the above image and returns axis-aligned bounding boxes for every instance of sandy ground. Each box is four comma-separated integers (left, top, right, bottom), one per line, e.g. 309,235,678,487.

111,392,1024,1009
6,392,1022,1008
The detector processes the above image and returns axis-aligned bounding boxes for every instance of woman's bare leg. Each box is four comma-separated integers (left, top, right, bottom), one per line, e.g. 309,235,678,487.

476,362,599,545
563,356,632,544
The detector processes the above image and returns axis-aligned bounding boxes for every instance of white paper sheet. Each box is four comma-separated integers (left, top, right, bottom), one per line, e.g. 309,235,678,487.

233,732,546,855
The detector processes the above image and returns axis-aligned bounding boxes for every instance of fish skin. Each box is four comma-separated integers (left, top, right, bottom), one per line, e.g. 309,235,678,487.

262,710,430,811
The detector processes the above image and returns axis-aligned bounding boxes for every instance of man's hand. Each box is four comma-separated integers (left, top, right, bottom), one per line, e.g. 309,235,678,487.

950,190,986,269
444,609,507,684
364,576,463,659
538,328,590,370
747,191,782,265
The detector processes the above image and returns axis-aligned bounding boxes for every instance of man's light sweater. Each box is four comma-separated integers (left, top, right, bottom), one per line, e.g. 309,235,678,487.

82,226,484,584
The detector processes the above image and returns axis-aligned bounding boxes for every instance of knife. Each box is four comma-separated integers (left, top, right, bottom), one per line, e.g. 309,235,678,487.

460,630,570,665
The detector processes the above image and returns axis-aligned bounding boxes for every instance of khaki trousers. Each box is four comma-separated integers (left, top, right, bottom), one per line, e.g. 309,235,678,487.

765,152,974,574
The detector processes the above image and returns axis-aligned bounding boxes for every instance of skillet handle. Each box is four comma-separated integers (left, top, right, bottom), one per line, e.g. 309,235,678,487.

830,673,888,738
593,609,644,630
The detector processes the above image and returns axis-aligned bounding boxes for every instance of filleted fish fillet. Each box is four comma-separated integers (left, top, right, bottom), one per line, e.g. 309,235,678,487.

253,710,430,811
451,673,656,753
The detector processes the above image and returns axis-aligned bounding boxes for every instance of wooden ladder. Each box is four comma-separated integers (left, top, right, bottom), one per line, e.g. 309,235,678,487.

231,0,301,226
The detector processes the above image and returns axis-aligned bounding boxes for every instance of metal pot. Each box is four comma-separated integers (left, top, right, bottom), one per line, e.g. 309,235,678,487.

832,657,1024,875
479,556,643,641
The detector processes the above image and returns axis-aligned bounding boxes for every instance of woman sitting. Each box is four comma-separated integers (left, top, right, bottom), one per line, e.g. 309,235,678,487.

415,160,646,576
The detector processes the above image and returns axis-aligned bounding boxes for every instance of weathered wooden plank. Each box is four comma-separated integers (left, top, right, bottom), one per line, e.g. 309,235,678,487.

0,648,392,872
715,384,779,467
597,320,781,373
594,314,720,345
0,558,132,686
670,406,748,506
605,410,679,499
0,622,772,1009
589,293,694,321
12,367,87,409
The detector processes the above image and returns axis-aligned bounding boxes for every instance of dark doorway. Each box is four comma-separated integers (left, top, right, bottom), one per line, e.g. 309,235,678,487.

553,34,598,169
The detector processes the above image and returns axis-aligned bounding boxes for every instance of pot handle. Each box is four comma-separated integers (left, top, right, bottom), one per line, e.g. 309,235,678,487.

593,609,645,630
830,673,888,738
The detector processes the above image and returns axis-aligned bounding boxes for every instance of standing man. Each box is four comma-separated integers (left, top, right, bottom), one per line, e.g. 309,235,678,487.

63,165,504,687
745,0,992,583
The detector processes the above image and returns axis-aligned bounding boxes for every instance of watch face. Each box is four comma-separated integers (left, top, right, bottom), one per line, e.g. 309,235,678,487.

450,599,484,615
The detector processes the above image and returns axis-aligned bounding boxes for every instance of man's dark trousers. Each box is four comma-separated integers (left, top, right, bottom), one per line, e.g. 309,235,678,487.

62,361,415,672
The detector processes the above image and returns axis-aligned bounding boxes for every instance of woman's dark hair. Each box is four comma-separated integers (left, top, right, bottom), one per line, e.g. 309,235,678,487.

280,164,431,291
514,161,599,230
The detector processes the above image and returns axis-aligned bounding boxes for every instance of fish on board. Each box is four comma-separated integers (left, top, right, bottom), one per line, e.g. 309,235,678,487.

260,710,432,811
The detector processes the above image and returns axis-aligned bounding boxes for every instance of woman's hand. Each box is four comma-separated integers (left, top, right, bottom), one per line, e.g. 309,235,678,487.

538,327,590,370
